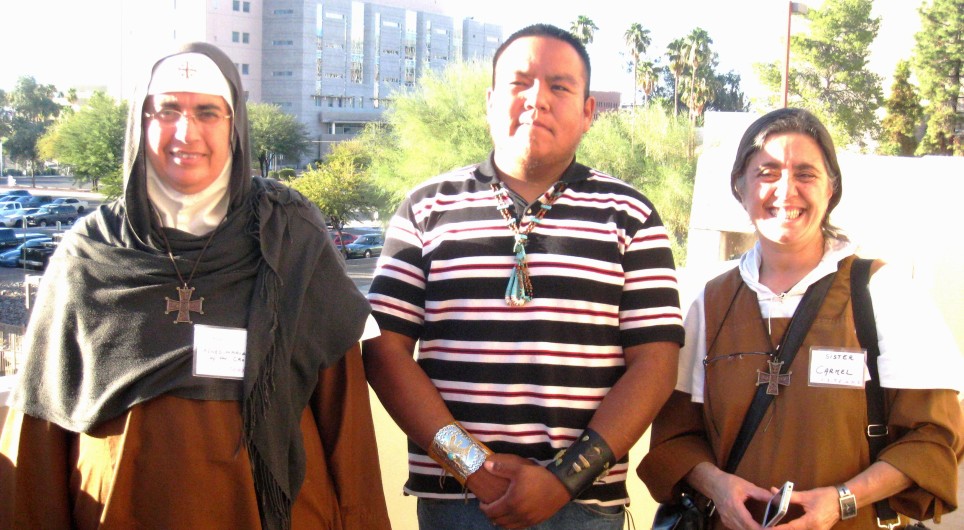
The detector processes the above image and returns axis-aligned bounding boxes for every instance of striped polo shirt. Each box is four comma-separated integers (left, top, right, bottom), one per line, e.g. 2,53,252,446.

368,156,684,506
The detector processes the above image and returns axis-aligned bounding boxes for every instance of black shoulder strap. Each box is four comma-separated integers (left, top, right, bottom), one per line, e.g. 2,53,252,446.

850,258,901,524
724,271,836,473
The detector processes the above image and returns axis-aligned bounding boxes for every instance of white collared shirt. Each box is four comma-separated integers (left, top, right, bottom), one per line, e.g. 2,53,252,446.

679,239,964,402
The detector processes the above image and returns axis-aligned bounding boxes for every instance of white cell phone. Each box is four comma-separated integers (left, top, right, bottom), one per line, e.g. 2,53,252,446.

761,481,794,527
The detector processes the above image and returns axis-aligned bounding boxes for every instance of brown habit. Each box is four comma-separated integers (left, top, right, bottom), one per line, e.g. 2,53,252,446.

0,348,391,530
639,257,964,528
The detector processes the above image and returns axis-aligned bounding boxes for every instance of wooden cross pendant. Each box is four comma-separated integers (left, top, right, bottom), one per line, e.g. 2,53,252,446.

756,359,791,396
165,285,204,324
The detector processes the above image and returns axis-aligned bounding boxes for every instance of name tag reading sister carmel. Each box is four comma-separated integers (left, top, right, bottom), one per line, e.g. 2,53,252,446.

808,347,867,389
193,324,248,379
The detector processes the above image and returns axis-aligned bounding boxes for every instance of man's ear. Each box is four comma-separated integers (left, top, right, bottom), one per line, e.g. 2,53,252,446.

583,95,596,131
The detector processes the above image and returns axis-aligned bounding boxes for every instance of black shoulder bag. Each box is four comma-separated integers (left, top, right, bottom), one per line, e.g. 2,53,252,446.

851,258,932,529
652,271,836,530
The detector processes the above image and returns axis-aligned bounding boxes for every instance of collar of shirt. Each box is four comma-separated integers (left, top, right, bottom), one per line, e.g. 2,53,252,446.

475,151,591,216
738,237,856,318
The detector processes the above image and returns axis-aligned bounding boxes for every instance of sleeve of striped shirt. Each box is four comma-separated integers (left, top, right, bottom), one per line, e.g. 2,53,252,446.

367,196,428,340
618,199,685,349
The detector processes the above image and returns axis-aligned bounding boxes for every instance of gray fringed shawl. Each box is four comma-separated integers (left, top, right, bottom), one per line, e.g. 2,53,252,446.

10,42,371,530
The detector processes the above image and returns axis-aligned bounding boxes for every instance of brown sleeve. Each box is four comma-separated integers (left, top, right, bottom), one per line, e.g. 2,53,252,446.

879,389,964,521
637,390,716,502
0,410,73,529
311,344,392,530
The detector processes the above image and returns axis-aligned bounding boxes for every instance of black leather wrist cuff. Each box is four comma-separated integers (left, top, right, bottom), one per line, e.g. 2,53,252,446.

546,428,616,499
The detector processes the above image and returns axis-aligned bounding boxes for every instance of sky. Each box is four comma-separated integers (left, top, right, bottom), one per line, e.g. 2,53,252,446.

0,0,923,106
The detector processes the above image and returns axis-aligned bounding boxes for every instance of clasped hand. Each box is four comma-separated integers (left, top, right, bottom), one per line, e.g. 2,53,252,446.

706,472,840,530
465,453,570,529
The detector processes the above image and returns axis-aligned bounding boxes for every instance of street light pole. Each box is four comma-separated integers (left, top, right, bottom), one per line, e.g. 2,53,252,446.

783,2,809,108
783,1,792,108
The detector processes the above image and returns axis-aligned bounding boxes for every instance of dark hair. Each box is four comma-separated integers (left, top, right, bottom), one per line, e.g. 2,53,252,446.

730,108,846,241
491,24,592,99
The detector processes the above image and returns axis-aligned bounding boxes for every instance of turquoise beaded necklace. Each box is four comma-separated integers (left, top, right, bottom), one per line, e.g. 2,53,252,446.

491,181,567,306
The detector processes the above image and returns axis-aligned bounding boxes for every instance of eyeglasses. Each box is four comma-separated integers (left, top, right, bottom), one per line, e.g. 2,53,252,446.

145,108,232,126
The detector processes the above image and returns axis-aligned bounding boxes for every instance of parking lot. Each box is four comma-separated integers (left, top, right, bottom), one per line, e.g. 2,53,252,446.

0,252,378,293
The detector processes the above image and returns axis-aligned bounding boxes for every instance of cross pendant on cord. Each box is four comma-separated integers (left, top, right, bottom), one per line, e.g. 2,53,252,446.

165,285,204,324
756,359,791,396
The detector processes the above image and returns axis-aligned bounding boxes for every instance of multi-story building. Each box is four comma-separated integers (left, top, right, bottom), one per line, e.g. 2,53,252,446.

122,0,503,162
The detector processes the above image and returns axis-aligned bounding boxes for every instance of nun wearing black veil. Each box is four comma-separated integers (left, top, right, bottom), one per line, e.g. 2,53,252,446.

0,42,390,530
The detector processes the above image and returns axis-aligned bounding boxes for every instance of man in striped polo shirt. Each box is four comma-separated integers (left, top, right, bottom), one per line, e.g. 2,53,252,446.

364,23,685,530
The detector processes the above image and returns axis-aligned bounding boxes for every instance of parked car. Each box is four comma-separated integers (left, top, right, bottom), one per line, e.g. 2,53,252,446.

331,232,358,247
0,227,46,249
20,239,59,270
51,197,90,213
342,233,384,259
26,205,77,227
0,190,32,201
0,202,28,227
19,195,54,209
0,237,52,267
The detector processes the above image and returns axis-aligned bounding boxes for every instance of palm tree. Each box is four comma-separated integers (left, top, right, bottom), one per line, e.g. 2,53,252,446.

683,28,713,123
570,16,598,46
624,23,652,108
636,61,659,106
665,39,687,116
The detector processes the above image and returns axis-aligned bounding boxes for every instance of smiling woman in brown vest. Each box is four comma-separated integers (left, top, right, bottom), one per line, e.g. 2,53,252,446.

639,108,964,530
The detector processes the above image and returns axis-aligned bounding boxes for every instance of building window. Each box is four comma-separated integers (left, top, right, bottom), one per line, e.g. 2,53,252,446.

273,9,293,14
350,63,363,83
334,123,365,135
272,40,293,46
241,64,249,75
272,71,293,77
232,31,240,42
242,32,250,44
243,1,250,12
232,0,240,11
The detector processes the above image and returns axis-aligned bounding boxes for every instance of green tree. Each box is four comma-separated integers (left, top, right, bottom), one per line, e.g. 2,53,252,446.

879,60,923,156
362,61,491,210
578,106,697,264
636,61,659,106
290,139,386,250
708,71,749,112
665,39,687,116
0,90,10,140
756,0,884,150
682,28,714,123
570,16,598,45
3,76,62,184
913,0,964,156
624,23,652,108
38,91,125,194
248,102,311,177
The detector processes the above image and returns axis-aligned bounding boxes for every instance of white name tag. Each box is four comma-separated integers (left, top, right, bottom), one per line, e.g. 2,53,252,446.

808,348,867,388
193,324,247,380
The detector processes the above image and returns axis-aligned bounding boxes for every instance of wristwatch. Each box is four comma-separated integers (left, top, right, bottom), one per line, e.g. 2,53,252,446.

835,484,857,520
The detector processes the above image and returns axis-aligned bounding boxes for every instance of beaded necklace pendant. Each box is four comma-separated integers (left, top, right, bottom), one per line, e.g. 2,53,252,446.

491,181,567,306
